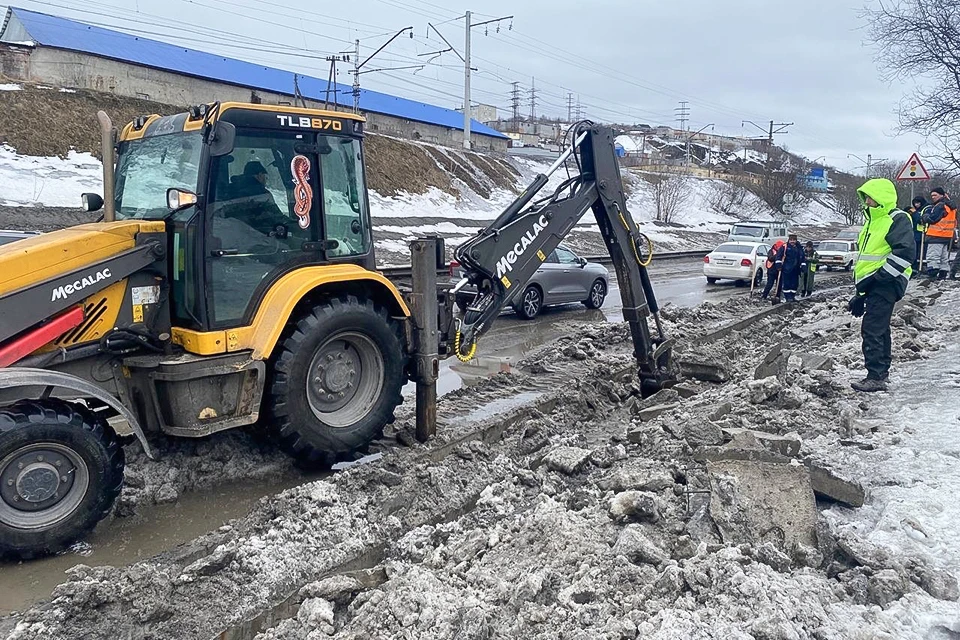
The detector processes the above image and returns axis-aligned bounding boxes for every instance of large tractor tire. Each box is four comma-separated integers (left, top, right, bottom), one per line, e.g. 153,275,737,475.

0,400,124,559
268,296,406,467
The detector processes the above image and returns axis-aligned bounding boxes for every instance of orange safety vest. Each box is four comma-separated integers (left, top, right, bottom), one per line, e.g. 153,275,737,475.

927,204,957,239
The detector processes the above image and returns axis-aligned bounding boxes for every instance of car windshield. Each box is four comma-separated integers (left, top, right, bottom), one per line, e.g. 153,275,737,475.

115,132,202,219
731,225,764,237
714,244,754,254
819,242,848,251
837,229,859,239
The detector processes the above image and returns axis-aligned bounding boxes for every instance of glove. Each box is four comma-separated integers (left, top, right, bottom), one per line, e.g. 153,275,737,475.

848,294,865,318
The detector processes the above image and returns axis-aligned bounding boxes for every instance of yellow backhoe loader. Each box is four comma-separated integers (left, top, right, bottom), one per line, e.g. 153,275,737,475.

0,102,674,558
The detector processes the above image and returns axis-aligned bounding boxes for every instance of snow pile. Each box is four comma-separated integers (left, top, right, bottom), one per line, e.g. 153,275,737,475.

6,283,960,639
0,145,102,207
248,286,960,640
0,84,22,91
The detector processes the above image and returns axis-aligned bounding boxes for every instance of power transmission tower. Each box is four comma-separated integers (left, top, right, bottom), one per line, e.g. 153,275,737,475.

567,92,574,122
510,82,521,131
675,101,690,132
575,95,583,120
529,76,537,120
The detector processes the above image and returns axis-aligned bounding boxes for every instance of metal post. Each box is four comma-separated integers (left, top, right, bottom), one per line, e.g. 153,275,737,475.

97,111,116,222
463,10,472,150
410,238,439,442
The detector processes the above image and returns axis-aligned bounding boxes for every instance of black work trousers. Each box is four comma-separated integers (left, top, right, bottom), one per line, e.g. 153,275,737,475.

762,266,781,298
861,288,896,381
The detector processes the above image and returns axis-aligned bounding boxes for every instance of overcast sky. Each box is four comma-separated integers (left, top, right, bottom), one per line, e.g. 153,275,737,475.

6,0,930,171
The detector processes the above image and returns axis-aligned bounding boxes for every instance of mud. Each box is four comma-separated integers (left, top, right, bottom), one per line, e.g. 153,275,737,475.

4,282,960,639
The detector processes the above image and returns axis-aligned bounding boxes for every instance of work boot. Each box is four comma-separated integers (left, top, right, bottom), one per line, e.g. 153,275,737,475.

938,270,948,281
851,378,888,393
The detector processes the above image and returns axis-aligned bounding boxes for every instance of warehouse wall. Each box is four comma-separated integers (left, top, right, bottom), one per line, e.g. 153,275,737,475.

0,44,507,152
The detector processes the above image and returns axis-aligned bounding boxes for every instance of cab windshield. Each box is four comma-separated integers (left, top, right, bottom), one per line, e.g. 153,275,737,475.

819,242,849,252
115,132,202,219
731,225,765,237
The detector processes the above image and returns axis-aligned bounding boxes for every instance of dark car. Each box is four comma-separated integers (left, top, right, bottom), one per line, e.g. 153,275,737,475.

454,244,609,320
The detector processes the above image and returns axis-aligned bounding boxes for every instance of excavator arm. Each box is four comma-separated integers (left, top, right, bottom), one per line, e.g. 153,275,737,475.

453,122,676,395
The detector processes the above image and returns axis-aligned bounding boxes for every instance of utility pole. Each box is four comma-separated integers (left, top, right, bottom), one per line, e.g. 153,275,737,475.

429,12,512,150
463,10,472,150
567,92,574,122
529,76,537,120
675,101,690,133
345,28,417,113
742,119,792,168
324,55,348,109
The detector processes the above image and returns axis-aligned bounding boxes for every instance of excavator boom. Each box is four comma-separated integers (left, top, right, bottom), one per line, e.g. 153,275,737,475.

454,121,676,395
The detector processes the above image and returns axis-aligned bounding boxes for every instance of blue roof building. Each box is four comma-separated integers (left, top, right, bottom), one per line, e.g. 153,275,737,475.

0,7,508,150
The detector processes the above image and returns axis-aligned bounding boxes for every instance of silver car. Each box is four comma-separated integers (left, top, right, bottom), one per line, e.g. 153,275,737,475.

455,244,609,320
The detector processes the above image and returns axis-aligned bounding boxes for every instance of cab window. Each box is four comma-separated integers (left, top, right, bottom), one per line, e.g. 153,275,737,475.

206,130,317,325
319,135,370,258
555,247,580,264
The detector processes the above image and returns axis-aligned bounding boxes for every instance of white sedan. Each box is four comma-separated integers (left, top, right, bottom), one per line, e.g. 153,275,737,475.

816,239,858,271
703,241,769,286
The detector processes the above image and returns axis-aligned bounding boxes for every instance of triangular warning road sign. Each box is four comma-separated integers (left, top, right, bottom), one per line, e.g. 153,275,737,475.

896,153,931,181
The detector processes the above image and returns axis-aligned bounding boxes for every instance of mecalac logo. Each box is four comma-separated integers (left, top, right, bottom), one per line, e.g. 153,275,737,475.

495,214,549,279
51,269,113,302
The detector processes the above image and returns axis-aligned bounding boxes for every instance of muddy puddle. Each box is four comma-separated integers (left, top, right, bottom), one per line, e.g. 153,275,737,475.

0,474,311,614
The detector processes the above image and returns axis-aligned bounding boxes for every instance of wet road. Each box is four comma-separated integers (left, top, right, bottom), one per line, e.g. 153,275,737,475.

409,256,746,397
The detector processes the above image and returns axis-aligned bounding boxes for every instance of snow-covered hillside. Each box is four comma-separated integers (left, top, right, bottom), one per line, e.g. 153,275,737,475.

0,143,846,265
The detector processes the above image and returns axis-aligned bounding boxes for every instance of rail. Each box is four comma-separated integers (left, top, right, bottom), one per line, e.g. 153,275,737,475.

378,249,709,279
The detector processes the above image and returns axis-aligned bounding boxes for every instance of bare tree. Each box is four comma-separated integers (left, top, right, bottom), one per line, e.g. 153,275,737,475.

865,0,960,170
648,174,688,223
736,154,807,215
832,183,865,226
708,177,749,216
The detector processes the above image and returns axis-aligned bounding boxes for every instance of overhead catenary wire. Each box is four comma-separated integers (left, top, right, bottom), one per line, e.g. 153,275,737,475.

13,0,842,154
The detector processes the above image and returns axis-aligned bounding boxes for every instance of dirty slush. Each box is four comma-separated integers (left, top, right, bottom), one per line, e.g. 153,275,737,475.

4,284,960,640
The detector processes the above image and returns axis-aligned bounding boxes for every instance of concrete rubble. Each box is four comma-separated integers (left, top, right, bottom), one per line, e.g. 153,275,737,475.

3,286,960,639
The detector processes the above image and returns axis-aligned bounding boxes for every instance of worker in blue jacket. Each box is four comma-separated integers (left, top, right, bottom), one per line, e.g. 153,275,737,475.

779,234,806,302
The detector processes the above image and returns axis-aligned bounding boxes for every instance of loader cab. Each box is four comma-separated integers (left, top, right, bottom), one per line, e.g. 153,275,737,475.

112,104,375,332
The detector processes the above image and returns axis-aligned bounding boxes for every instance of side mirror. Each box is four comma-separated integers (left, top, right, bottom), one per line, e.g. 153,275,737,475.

208,121,236,157
578,256,587,267
81,193,104,212
167,188,198,213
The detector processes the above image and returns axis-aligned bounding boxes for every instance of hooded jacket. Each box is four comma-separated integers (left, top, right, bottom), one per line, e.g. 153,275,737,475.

855,178,915,300
765,239,785,270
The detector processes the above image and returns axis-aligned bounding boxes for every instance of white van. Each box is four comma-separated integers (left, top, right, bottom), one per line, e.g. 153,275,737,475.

728,221,790,244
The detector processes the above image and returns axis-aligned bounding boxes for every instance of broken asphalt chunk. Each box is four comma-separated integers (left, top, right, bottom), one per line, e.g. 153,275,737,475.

612,525,667,565
707,459,818,550
722,428,802,458
637,403,679,422
543,446,593,475
679,359,729,383
748,376,782,404
806,463,865,508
